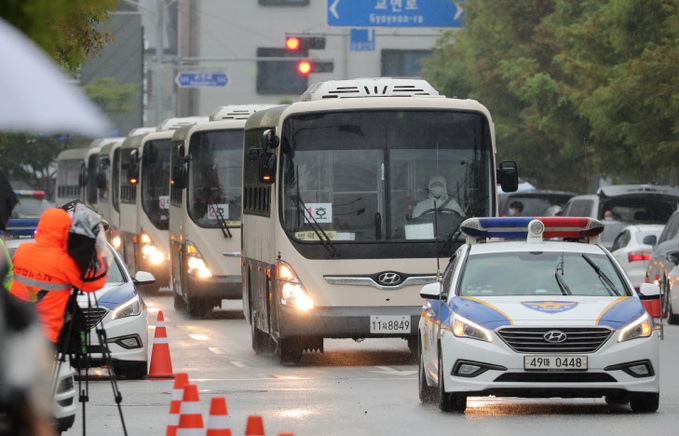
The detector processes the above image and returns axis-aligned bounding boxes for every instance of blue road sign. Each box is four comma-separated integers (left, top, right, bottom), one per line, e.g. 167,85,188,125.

175,72,229,88
328,0,464,27
350,29,375,51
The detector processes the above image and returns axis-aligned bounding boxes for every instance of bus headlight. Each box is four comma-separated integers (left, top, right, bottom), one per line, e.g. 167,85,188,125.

186,242,212,278
278,261,313,311
112,235,121,249
140,234,164,265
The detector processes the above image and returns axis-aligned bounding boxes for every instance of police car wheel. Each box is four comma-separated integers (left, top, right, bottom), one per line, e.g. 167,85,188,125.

437,351,466,412
418,342,436,404
629,392,659,413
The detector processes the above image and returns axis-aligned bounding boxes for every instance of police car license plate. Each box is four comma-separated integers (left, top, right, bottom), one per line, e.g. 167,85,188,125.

524,355,588,370
370,315,411,334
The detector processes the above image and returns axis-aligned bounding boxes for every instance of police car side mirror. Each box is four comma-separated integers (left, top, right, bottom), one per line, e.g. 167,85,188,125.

134,270,156,286
497,160,519,193
420,282,442,300
639,282,660,298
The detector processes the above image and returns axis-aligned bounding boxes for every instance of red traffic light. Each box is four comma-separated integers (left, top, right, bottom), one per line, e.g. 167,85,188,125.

286,37,301,51
297,60,312,75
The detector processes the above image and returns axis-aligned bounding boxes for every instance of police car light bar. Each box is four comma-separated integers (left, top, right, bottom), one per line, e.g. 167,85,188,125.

460,217,605,243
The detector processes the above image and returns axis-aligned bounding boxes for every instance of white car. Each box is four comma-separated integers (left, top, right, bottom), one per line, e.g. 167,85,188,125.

418,217,661,413
610,224,664,290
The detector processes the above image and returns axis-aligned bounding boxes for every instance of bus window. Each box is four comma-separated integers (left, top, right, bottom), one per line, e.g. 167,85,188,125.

187,129,244,228
280,110,493,248
141,139,172,230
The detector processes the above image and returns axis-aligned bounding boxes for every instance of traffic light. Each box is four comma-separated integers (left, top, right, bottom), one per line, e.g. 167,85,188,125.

285,35,326,51
296,60,334,75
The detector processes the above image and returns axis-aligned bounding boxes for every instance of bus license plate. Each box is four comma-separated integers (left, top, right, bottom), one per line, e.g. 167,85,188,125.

524,355,587,370
370,315,411,334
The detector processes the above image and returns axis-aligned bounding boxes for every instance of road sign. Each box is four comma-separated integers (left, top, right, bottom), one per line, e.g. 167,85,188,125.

350,29,375,51
175,72,228,88
327,0,464,27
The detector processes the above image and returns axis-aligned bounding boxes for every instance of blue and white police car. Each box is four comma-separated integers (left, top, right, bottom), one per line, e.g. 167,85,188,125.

418,217,661,413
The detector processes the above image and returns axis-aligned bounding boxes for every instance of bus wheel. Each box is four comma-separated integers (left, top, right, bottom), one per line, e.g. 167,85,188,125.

188,297,212,319
276,337,302,365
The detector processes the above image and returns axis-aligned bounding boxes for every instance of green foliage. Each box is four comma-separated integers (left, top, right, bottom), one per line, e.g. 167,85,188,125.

422,0,679,192
82,78,140,116
0,0,117,72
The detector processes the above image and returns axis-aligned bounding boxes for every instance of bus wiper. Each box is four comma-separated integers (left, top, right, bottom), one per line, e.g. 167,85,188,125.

207,192,232,239
581,254,618,296
554,253,571,295
290,195,338,258
440,228,463,256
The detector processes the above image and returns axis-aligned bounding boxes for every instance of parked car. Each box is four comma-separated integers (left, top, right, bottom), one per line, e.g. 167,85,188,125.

499,190,576,217
646,208,679,314
662,252,679,324
610,224,664,290
562,184,679,224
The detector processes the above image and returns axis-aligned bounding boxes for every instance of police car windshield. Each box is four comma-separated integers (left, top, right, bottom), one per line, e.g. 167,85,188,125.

459,251,628,297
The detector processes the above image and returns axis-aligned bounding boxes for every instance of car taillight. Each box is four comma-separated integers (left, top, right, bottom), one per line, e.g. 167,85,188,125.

628,251,652,262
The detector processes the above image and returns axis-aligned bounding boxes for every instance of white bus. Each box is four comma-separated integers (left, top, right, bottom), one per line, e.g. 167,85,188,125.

119,117,207,292
169,105,276,318
95,137,125,248
241,78,518,364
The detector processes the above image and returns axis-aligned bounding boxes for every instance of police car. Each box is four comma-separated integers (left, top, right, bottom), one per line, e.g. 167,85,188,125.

418,217,661,413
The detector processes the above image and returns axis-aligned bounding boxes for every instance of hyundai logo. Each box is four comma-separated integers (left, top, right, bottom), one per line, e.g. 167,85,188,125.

543,330,568,343
377,272,402,286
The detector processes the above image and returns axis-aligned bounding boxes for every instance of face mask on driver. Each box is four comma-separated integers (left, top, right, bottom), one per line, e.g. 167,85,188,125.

429,183,446,199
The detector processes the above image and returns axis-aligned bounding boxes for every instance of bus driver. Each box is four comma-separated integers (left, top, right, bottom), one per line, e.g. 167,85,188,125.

412,175,465,218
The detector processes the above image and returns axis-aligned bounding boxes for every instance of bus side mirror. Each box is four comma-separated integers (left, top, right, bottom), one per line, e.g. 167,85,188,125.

177,144,185,159
261,129,279,152
259,152,277,184
173,166,187,189
96,171,107,190
247,147,262,161
497,160,519,193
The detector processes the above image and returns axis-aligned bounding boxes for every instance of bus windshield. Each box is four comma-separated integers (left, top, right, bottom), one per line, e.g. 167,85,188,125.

141,139,171,230
57,159,83,199
187,129,244,228
280,110,494,254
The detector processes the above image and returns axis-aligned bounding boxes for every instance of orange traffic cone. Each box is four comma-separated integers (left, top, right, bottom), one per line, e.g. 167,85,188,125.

245,415,265,436
177,384,203,436
146,311,175,379
205,397,231,436
166,372,189,436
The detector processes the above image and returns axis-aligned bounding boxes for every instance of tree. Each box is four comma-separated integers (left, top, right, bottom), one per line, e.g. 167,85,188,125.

0,0,118,72
421,0,679,192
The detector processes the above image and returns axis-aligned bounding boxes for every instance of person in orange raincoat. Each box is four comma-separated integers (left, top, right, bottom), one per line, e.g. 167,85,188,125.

10,208,107,344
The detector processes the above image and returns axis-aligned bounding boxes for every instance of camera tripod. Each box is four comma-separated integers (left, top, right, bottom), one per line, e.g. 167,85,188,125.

52,288,128,435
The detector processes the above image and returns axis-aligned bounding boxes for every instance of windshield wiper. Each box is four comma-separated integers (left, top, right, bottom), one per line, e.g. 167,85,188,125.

554,253,571,295
581,254,619,296
290,194,339,258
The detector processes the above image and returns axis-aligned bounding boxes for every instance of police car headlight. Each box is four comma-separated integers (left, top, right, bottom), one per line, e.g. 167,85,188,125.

111,295,142,320
618,313,653,342
452,314,493,342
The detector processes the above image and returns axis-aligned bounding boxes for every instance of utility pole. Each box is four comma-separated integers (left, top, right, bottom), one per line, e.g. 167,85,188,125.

155,0,164,125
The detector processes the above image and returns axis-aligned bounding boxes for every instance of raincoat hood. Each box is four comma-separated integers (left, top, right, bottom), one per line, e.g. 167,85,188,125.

34,208,71,251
